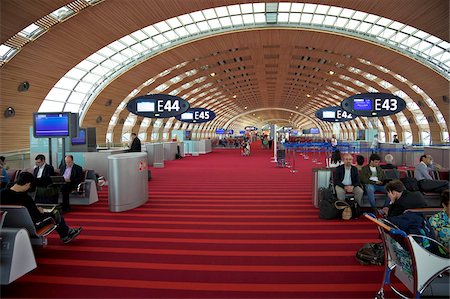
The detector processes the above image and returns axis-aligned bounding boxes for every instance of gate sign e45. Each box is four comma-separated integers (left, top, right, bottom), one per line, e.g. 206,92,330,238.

175,108,216,123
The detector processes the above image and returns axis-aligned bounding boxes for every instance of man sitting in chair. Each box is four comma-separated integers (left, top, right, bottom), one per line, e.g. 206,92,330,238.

59,155,83,213
334,154,364,204
0,172,82,244
414,154,449,193
33,154,58,204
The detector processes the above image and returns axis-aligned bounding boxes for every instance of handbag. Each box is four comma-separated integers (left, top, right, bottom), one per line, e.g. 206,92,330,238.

334,200,352,220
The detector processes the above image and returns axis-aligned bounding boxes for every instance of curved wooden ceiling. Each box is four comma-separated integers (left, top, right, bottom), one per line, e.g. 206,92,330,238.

1,0,449,152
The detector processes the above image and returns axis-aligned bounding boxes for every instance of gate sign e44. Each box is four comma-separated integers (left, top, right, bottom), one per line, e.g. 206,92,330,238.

340,92,406,117
127,94,190,118
174,108,216,123
315,106,356,122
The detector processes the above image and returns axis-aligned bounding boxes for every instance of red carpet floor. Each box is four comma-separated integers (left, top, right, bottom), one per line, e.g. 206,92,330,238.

2,143,385,298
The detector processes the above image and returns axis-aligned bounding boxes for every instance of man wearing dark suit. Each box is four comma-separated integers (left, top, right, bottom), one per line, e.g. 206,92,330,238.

33,154,58,204
334,154,364,204
33,154,55,187
129,133,141,152
59,155,83,212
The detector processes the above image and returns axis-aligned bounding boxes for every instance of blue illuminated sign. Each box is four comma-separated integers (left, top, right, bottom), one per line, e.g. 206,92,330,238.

341,93,406,117
315,106,356,122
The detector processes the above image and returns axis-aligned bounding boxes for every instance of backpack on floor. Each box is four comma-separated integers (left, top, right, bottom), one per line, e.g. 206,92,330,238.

356,242,385,265
318,188,340,219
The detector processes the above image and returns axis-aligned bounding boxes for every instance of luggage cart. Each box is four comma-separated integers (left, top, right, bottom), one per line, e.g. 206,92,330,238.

276,149,286,167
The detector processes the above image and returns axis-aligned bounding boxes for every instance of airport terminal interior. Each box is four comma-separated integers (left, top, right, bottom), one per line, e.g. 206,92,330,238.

1,1,449,298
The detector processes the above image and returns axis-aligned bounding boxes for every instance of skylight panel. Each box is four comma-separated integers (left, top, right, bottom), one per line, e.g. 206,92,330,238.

130,30,147,41
67,92,85,104
340,8,354,18
335,17,349,28
185,24,200,34
414,41,432,51
75,82,93,93
100,57,119,68
55,77,78,89
242,14,255,24
214,7,228,17
164,30,178,40
46,88,71,101
219,17,233,27
18,23,42,37
393,32,408,43
0,44,13,56
414,30,429,39
65,68,87,80
346,19,360,30
97,46,116,57
228,4,241,15
142,38,157,48
402,25,416,35
303,3,316,13
289,13,301,23
87,52,106,63
173,27,189,38
352,11,367,21
369,25,383,35
177,14,193,25
277,12,288,22
253,3,265,13
82,73,102,83
316,4,329,14
190,11,205,22
50,6,75,20
231,15,244,26
311,14,325,24
254,13,265,23
63,103,80,112
322,16,336,26
381,28,396,39
40,100,65,112
278,3,290,12
376,17,391,27
300,13,313,23
152,34,168,44
119,35,137,46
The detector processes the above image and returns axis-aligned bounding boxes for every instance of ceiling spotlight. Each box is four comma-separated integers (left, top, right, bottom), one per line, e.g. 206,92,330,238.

233,95,237,98
295,106,299,109
210,72,216,77
306,94,311,98
244,106,248,109
328,70,335,75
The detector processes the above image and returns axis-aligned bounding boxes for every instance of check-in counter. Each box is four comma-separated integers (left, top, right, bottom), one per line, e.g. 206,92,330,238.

107,152,148,212
178,142,185,157
83,148,127,181
184,140,199,156
146,143,164,168
425,146,450,169
163,142,178,160
198,139,212,154
380,143,404,164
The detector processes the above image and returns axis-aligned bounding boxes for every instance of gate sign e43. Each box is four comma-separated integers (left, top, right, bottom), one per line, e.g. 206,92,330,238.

340,93,406,117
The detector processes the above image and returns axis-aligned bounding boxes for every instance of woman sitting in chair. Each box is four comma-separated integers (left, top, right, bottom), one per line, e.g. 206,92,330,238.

429,190,450,248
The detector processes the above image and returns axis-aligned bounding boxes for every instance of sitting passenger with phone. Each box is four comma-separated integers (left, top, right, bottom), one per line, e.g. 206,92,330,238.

0,172,82,244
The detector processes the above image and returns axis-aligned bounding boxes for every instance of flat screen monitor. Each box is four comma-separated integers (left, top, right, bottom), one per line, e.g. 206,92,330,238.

353,98,372,110
33,112,71,138
216,129,225,134
71,128,86,145
227,130,234,134
302,129,310,134
181,112,194,120
310,128,319,134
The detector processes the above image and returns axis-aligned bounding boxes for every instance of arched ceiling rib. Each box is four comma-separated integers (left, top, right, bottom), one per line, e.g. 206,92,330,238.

0,1,449,152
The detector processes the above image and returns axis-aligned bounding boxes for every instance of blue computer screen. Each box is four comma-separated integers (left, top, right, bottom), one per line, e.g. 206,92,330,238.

71,128,86,145
353,98,372,110
33,113,70,138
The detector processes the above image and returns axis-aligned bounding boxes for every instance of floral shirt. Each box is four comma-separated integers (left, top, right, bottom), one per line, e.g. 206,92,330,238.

429,211,450,248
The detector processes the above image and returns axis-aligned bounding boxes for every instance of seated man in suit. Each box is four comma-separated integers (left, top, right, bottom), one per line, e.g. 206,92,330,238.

414,154,449,193
334,154,364,204
59,155,83,212
128,133,141,152
33,154,58,204
0,172,82,243
361,153,390,208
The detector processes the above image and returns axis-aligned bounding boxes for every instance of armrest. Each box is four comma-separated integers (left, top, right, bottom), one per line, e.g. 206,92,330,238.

34,217,57,237
409,234,449,257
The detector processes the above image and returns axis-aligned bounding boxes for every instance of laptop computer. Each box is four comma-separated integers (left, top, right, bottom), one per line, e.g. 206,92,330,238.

49,176,66,184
